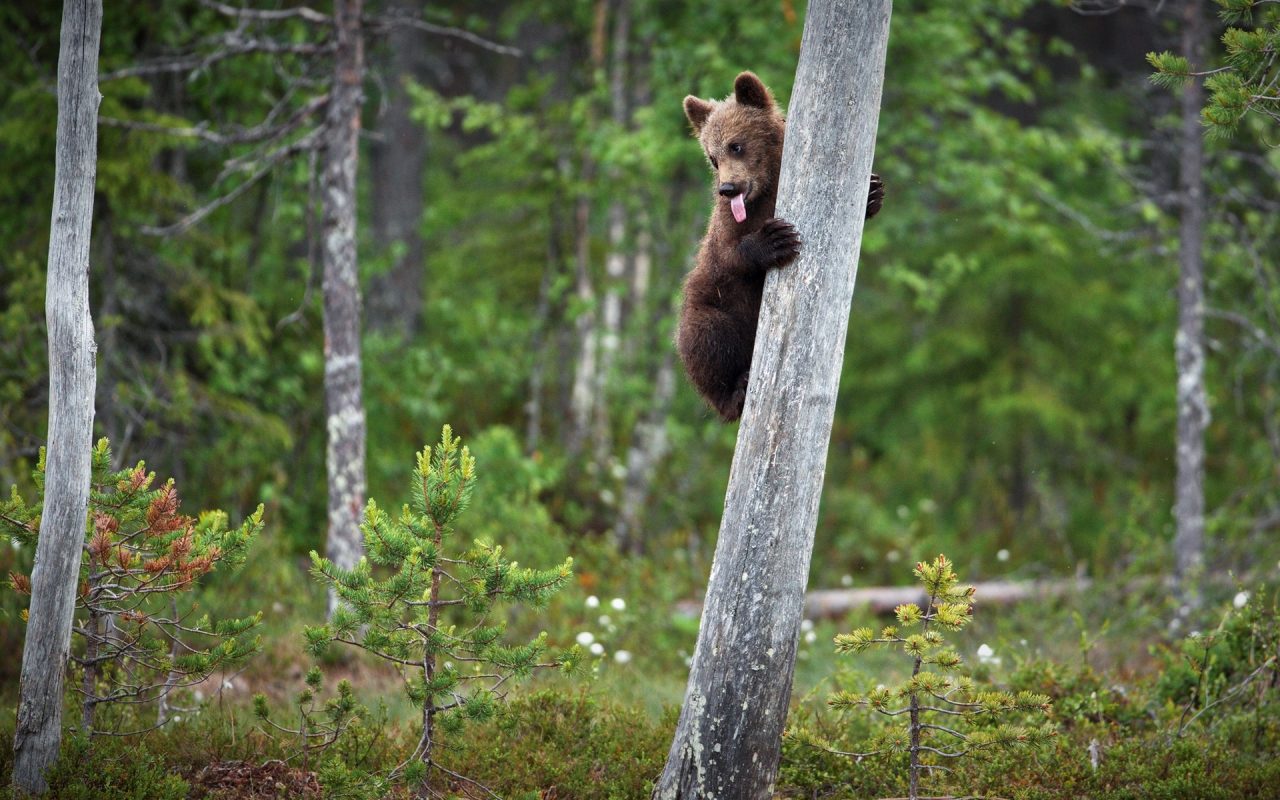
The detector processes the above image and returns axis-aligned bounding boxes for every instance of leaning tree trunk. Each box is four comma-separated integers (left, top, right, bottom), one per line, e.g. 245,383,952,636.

651,2,891,797
322,0,367,617
1174,0,1209,601
12,0,102,792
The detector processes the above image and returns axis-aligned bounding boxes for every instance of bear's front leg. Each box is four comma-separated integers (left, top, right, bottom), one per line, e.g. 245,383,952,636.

736,217,802,274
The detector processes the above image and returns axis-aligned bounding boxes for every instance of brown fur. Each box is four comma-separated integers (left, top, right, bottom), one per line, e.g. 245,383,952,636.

677,72,883,421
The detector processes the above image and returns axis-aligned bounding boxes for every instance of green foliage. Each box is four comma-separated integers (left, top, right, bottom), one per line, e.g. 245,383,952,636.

1,438,262,735
792,555,1056,800
305,425,582,794
1150,2,1280,140
252,667,388,798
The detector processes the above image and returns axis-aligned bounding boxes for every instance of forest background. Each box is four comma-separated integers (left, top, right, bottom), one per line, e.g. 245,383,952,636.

2,0,1280,790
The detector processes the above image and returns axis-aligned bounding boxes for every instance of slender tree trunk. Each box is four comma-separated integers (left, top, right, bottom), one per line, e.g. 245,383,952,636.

1174,0,1209,599
367,0,426,337
567,183,598,459
652,2,891,797
565,0,609,459
526,202,563,454
13,0,102,792
322,0,367,617
614,351,675,554
592,0,633,465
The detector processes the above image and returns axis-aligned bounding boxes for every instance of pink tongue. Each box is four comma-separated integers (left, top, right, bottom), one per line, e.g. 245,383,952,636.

731,193,747,223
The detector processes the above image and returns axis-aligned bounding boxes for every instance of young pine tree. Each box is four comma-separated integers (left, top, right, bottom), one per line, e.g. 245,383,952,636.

3,439,263,735
304,425,583,795
789,555,1056,800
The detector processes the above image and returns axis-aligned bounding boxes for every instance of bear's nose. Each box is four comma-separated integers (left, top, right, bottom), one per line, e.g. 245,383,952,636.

717,182,740,197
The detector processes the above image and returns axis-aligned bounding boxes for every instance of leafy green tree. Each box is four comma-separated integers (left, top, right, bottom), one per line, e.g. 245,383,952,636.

790,555,1056,800
3,438,263,736
304,425,583,795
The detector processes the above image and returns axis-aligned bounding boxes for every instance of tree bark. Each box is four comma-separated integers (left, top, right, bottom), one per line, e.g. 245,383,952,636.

1174,0,1209,599
367,0,426,337
651,2,891,797
13,0,102,792
322,0,367,617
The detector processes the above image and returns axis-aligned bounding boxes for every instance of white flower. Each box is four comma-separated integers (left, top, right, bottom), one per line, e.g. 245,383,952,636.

610,597,626,611
918,498,937,514
589,642,605,656
172,716,182,724
1234,591,1250,609
614,650,632,664
600,489,616,505
804,630,817,644
598,615,612,627
897,505,910,519
193,690,205,703
876,684,886,691
576,631,595,646
840,574,854,587
585,595,600,609
800,619,814,633
977,644,1001,665
222,680,235,691
684,655,693,667
444,661,453,669
997,549,1010,562
886,550,900,563
272,601,285,613
10,539,20,551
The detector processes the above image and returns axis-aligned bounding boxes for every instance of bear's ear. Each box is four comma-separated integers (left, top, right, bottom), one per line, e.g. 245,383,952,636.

683,96,714,134
733,71,775,109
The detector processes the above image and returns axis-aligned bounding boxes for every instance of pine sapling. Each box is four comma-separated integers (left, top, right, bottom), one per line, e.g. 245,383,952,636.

3,439,263,736
305,425,584,796
789,554,1056,800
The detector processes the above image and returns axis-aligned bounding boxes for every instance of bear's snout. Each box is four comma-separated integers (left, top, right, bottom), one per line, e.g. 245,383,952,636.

717,182,742,197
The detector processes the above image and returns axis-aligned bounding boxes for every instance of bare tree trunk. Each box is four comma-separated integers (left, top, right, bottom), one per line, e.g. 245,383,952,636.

565,0,609,459
592,0,633,465
1174,0,1209,600
651,2,891,797
566,187,598,459
526,201,563,455
614,351,675,554
322,0,367,617
13,0,102,792
367,0,426,337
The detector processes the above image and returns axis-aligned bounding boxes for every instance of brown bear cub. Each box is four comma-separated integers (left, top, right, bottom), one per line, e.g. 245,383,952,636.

676,71,884,422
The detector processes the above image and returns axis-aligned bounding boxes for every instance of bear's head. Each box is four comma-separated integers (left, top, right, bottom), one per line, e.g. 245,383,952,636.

683,72,785,224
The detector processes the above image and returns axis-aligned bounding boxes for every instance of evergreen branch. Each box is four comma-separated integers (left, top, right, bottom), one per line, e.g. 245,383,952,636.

99,38,335,82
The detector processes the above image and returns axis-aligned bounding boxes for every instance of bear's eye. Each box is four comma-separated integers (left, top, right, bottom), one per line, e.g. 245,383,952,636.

729,143,743,155
709,155,719,169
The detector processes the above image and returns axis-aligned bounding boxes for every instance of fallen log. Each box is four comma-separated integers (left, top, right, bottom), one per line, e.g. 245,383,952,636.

804,579,1091,619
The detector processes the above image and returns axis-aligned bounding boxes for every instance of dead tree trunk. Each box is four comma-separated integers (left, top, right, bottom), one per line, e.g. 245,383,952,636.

12,0,102,792
651,1,891,797
614,351,675,554
322,0,367,617
1174,0,1209,600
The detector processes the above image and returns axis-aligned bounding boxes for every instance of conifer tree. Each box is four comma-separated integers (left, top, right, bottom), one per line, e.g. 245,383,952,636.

789,555,1056,800
304,425,583,795
1150,0,1280,138
4,439,263,736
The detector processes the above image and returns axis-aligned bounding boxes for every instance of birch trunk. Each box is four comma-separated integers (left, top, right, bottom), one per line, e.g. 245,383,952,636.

12,0,102,792
651,2,891,796
566,188,597,459
1174,0,1209,598
322,0,367,616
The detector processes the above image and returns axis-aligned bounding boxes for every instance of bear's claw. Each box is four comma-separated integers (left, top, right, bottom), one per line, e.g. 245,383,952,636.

866,173,885,220
757,217,802,269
